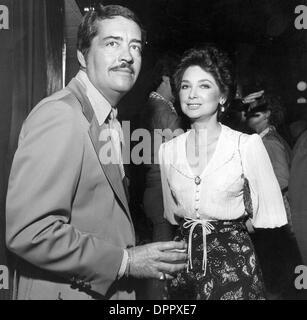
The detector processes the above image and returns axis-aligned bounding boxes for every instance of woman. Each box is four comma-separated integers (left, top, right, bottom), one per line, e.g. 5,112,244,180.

159,46,288,300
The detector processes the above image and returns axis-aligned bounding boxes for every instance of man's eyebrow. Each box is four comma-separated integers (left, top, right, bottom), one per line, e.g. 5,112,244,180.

102,36,123,41
130,39,142,44
102,36,142,45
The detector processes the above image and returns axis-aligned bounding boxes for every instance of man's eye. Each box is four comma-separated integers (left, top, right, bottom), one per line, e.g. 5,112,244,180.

131,45,142,52
107,41,118,47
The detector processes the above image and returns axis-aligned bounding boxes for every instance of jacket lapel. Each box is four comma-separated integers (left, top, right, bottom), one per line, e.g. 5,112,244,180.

67,78,132,222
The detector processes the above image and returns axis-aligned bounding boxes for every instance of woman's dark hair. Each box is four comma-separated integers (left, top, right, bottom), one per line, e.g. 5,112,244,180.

77,4,146,60
173,45,235,106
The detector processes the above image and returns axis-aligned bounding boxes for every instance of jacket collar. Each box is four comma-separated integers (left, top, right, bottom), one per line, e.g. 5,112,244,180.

75,70,113,126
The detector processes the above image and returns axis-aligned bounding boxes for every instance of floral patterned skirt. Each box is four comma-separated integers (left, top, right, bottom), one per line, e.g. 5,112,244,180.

167,218,266,300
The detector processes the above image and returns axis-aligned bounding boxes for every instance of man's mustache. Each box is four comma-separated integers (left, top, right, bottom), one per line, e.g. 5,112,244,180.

110,62,134,74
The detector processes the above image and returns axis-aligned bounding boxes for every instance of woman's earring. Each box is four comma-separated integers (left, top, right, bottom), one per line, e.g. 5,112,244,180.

220,100,226,112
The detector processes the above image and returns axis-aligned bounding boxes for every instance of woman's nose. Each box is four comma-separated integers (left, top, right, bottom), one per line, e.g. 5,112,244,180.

188,86,197,99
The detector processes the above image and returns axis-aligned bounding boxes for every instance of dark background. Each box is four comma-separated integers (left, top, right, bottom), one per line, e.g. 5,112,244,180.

75,0,307,122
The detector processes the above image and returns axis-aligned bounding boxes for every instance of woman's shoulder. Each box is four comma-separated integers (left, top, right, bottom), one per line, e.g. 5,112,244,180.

221,124,260,145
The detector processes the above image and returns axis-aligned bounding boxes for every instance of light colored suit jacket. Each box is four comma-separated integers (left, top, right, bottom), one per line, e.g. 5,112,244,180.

6,78,136,300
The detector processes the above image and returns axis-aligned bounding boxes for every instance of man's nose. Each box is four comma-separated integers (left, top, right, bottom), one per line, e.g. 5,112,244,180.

119,45,134,64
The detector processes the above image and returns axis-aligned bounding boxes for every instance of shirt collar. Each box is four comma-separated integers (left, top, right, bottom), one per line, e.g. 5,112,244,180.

75,70,112,126
259,125,275,138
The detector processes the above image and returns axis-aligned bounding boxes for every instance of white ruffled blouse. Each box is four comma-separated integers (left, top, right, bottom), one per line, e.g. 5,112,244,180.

159,124,288,228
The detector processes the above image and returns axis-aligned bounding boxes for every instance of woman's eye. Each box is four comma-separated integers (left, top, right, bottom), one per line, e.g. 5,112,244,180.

181,84,189,90
200,84,210,89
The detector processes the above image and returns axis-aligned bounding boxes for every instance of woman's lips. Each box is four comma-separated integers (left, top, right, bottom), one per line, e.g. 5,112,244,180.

187,103,201,110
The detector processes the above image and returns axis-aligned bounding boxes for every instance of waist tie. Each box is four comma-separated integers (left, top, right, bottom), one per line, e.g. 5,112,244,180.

183,217,215,276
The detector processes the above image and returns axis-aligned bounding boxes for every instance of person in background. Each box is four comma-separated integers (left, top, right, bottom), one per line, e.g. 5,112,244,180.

159,45,288,300
220,84,252,134
289,127,307,268
5,5,187,300
245,92,292,220
245,91,302,299
289,119,307,146
141,54,185,299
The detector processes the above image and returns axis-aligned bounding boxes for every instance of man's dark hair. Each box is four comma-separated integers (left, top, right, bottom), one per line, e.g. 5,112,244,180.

173,45,235,106
77,4,146,60
263,93,286,127
148,53,180,94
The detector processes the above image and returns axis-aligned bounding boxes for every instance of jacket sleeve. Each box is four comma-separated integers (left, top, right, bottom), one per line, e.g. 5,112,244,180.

262,137,290,190
6,100,124,297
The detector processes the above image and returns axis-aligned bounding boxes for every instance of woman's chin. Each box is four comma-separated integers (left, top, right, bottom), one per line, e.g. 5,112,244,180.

184,110,201,119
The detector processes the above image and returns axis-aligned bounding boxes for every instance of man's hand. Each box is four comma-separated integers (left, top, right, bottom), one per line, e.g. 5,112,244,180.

127,241,187,280
242,90,264,104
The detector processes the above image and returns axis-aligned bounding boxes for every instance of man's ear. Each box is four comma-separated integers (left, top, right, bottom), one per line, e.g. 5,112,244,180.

265,110,271,120
77,50,86,69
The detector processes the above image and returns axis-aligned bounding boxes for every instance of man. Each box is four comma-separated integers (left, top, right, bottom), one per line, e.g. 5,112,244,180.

6,5,186,300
